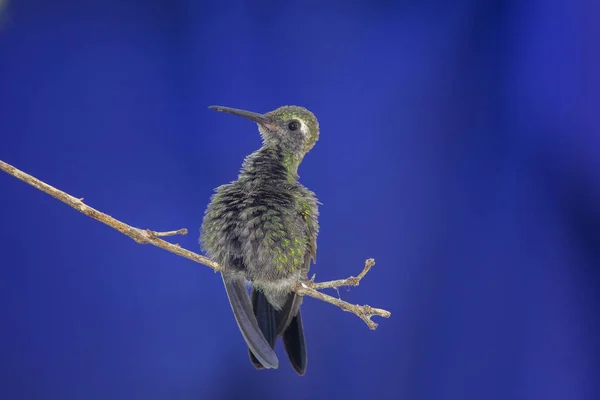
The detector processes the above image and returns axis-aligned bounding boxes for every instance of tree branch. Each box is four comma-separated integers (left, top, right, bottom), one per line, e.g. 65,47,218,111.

0,159,391,329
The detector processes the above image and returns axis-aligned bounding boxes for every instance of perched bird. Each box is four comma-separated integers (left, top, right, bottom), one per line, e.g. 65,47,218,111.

200,105,320,375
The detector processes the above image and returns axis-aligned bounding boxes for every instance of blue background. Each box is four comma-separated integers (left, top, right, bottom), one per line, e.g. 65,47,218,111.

0,1,598,399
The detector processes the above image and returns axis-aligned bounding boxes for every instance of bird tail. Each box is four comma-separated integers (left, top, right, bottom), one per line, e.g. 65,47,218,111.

221,274,279,369
249,289,307,375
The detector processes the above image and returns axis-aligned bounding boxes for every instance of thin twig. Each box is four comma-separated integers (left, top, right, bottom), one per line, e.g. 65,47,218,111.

294,282,391,330
0,160,221,272
0,159,391,329
309,258,376,290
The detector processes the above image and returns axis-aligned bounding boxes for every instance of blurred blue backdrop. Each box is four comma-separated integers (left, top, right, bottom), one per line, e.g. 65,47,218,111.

0,0,598,399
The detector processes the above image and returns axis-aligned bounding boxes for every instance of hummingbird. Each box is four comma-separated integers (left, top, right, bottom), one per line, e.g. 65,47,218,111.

200,105,320,375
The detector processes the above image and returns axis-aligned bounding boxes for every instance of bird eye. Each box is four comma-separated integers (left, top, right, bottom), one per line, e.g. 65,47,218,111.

288,121,300,131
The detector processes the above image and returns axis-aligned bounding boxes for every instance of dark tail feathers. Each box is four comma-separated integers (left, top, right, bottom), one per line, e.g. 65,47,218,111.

249,289,307,375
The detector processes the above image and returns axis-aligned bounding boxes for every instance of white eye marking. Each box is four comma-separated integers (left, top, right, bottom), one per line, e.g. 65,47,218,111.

299,120,309,136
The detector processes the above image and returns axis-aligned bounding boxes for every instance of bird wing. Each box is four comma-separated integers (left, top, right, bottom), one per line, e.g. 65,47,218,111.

296,187,319,269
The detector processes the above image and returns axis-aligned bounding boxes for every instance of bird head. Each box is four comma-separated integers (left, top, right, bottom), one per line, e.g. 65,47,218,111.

209,105,320,160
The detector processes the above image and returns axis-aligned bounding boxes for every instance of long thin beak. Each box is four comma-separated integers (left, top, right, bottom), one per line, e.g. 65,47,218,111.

209,105,276,130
